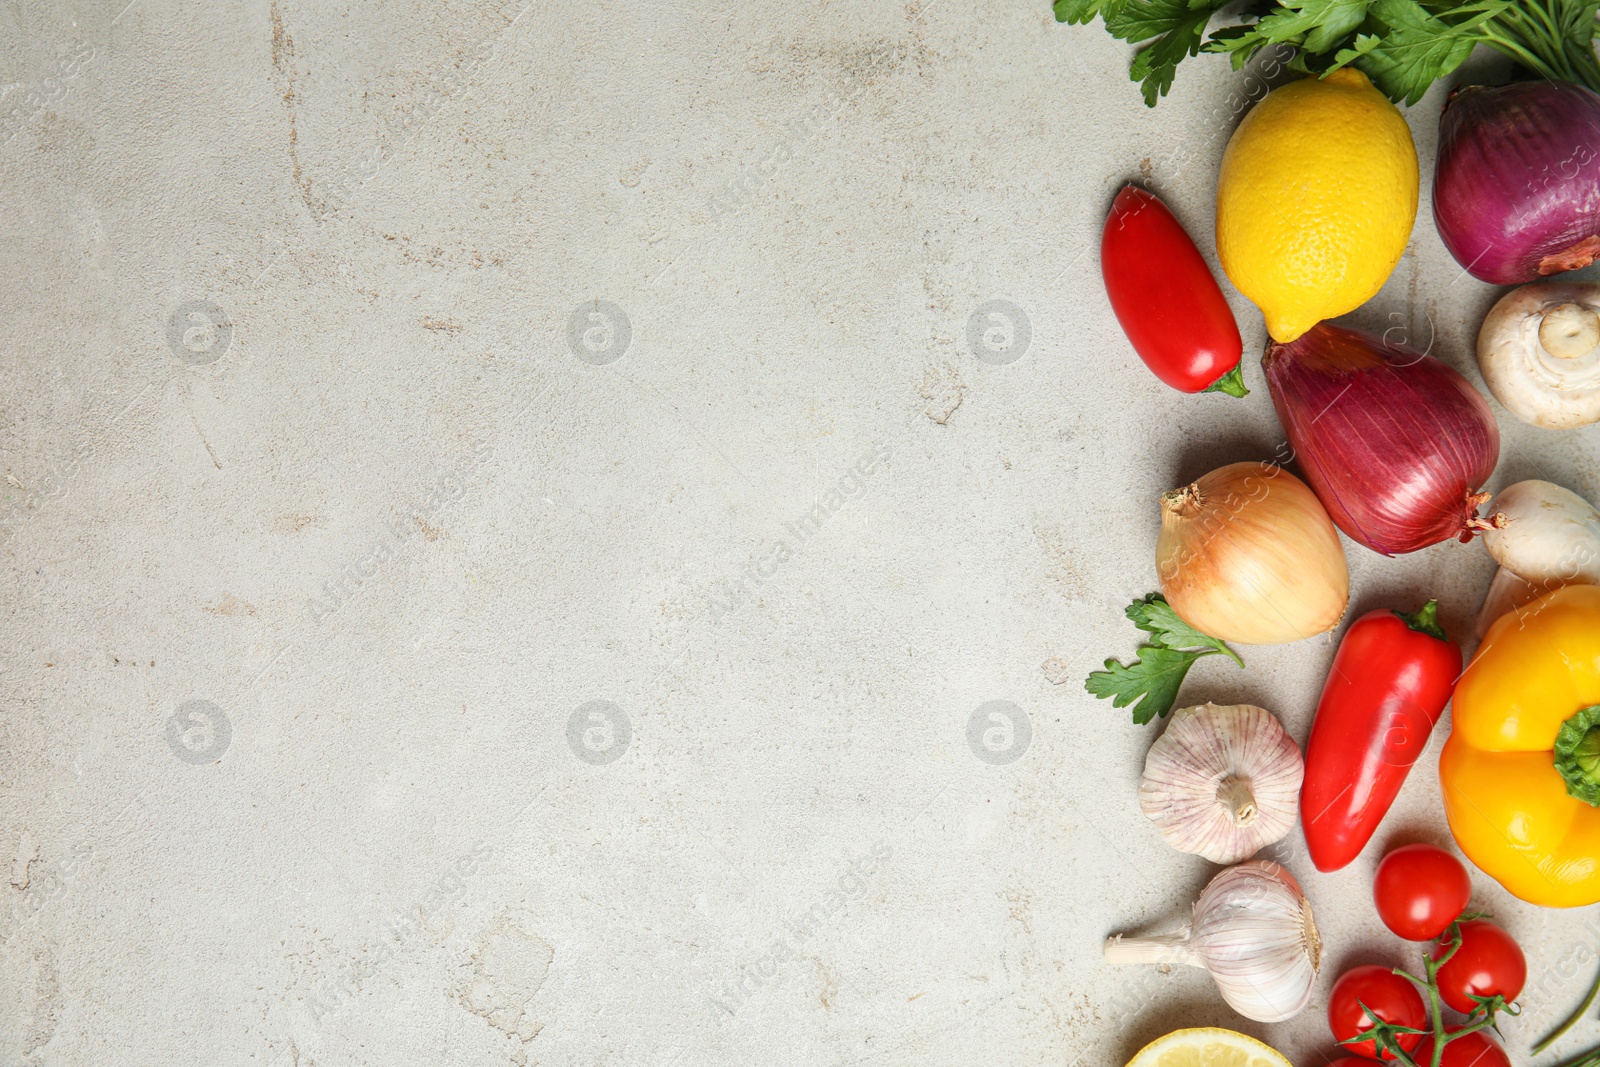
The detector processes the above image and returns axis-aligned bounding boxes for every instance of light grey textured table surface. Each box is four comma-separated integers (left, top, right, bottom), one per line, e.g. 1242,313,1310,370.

2,2,1598,1065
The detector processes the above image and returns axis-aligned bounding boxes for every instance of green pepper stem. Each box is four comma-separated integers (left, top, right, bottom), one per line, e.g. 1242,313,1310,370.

1395,600,1449,642
1555,705,1600,807
1203,364,1249,398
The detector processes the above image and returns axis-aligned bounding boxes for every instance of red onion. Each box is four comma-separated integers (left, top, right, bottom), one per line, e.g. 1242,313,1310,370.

1433,81,1600,285
1263,323,1501,556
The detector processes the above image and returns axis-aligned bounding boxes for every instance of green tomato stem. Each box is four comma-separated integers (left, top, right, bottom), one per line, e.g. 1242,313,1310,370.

1425,948,1447,1067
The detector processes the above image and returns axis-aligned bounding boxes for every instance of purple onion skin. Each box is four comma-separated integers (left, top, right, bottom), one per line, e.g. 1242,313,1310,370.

1434,81,1600,285
1263,323,1500,556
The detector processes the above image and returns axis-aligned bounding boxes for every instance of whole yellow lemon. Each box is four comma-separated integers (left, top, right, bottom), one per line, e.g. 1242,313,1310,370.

1216,69,1418,343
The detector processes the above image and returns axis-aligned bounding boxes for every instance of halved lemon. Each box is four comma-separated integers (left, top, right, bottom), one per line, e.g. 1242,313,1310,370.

1125,1028,1292,1067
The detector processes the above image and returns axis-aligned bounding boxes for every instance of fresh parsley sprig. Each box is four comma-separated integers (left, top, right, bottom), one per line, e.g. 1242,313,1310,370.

1055,0,1600,107
1056,0,1236,106
1085,593,1244,724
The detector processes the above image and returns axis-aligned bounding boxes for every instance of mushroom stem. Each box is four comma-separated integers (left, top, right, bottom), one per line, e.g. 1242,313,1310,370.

1540,303,1600,360
1216,774,1258,827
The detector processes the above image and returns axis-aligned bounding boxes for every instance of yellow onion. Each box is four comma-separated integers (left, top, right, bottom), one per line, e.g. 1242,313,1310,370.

1157,462,1348,644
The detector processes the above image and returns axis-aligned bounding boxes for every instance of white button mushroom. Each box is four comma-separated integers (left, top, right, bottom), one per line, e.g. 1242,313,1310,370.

1477,281,1600,429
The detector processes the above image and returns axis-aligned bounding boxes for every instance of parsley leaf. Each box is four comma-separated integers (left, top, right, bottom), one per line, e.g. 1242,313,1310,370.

1057,0,1600,106
1056,0,1235,105
1281,0,1373,50
1086,646,1201,725
1205,0,1371,60
1341,0,1510,104
1127,592,1245,665
1085,594,1245,724
1127,8,1218,105
1103,0,1216,43
1328,30,1385,66
1053,0,1113,24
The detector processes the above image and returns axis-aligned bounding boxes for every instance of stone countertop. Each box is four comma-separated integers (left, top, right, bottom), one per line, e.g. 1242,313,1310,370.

1,1,1597,1064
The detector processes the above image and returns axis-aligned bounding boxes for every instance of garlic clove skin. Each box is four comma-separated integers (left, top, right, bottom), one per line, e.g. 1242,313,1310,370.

1478,280,1600,429
1139,703,1303,865
1104,860,1321,1024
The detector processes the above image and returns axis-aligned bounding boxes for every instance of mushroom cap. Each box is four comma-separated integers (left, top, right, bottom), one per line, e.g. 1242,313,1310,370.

1478,280,1600,430
1138,702,1304,865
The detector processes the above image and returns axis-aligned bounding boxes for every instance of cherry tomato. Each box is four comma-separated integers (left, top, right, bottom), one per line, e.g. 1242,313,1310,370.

1414,1030,1512,1067
1432,920,1527,1013
1374,844,1472,940
1100,185,1246,396
1329,965,1427,1061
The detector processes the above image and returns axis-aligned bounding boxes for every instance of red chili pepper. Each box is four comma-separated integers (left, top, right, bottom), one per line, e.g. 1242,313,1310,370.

1100,184,1246,397
1301,601,1462,872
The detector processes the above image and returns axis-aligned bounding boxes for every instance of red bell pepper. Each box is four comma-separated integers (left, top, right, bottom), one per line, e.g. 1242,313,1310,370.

1100,184,1246,397
1301,601,1462,871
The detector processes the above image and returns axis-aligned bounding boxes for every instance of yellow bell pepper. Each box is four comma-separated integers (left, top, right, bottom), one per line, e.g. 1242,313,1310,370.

1442,583,1600,908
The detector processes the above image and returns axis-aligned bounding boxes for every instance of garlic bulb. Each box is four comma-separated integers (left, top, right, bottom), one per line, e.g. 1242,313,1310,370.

1478,281,1600,429
1104,861,1321,1023
1139,703,1303,864
1157,462,1349,645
